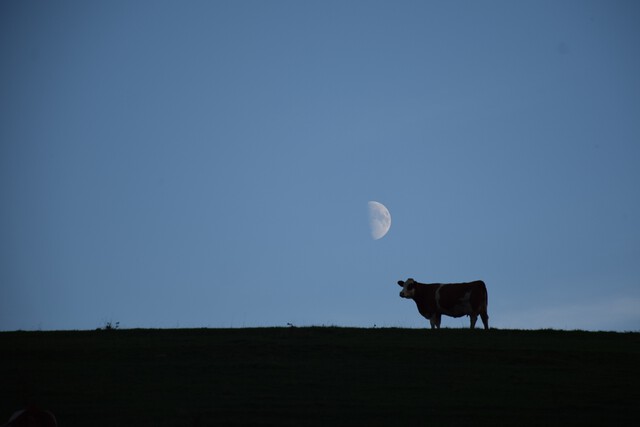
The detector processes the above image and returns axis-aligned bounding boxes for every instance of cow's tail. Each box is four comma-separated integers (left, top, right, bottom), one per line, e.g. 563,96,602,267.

481,280,488,308
479,280,489,330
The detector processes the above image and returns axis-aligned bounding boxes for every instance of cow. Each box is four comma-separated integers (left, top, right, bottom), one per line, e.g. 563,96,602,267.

397,278,489,330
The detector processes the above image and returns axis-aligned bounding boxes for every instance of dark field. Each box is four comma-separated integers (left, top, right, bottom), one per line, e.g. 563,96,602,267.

2,327,639,426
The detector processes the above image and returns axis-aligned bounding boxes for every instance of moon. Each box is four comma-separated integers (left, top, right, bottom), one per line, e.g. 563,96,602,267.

368,201,391,240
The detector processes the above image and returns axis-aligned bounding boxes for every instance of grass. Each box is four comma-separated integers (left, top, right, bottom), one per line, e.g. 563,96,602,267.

2,327,639,426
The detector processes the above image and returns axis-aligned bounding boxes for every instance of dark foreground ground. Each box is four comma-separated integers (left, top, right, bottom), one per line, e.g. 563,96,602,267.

1,327,639,426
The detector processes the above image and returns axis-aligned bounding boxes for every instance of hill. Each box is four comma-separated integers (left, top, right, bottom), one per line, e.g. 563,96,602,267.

2,327,639,426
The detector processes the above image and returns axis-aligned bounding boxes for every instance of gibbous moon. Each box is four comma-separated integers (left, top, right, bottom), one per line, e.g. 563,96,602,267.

368,201,391,240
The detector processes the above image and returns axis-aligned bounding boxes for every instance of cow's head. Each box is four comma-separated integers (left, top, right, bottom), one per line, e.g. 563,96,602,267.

397,278,417,299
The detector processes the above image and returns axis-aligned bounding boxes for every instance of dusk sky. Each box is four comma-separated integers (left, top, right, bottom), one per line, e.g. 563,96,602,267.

2,0,639,331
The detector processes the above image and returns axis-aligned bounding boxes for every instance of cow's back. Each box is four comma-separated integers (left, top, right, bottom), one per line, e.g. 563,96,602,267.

436,281,487,317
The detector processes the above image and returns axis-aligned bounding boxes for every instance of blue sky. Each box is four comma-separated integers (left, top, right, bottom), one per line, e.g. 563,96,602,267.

2,0,639,331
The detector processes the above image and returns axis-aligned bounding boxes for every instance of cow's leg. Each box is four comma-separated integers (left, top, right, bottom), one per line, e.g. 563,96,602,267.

429,314,441,329
481,312,489,330
470,314,478,329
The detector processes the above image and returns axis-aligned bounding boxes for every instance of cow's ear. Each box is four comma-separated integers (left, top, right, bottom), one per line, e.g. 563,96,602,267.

397,280,405,287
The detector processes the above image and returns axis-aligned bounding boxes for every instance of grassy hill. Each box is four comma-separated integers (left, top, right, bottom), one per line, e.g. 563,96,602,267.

2,327,639,426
